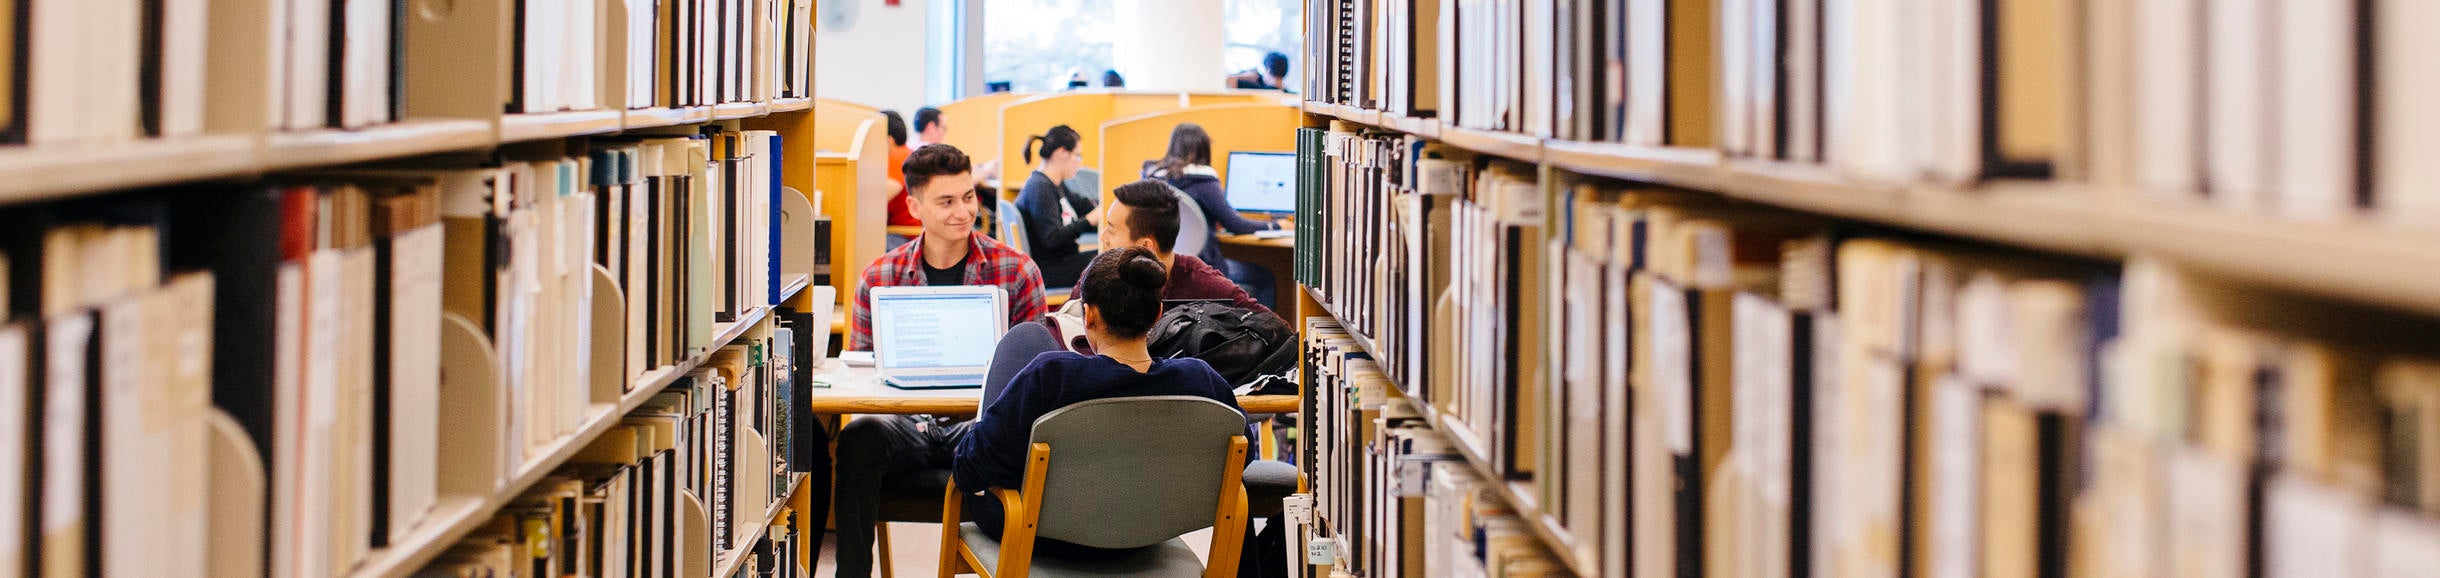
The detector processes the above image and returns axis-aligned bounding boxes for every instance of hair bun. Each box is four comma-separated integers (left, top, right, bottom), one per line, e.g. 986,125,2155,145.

1121,253,1168,291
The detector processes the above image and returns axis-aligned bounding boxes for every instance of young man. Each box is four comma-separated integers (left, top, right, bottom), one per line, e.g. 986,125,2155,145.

848,144,1047,351
831,144,1043,578
1090,180,1277,318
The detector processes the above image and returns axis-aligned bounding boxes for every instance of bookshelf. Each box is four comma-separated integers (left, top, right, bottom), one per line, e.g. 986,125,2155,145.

1294,2,2440,576
1308,287,1596,578
351,277,813,578
1304,101,2440,320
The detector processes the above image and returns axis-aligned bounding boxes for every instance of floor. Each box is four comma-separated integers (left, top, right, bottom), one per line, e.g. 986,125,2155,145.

811,523,1217,577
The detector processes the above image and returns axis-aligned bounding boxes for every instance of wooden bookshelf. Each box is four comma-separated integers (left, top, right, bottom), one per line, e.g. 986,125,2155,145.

1306,102,2440,317
711,472,809,578
713,101,768,120
263,120,497,171
0,135,258,205
1301,285,1591,577
624,107,699,130
350,277,810,578
501,109,628,143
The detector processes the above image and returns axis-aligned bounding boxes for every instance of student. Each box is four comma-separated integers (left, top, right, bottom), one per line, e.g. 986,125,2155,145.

1102,69,1126,88
1016,125,1100,288
910,105,1000,181
880,110,920,230
831,144,1046,578
951,247,1244,561
1144,122,1282,307
908,106,945,150
1089,180,1275,318
1227,52,1291,90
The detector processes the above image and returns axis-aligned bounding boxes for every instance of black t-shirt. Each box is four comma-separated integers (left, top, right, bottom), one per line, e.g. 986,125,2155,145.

922,253,968,286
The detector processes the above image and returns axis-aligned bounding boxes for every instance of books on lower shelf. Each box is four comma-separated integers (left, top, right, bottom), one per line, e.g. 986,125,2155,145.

1299,316,1566,578
418,302,815,578
1294,130,2440,577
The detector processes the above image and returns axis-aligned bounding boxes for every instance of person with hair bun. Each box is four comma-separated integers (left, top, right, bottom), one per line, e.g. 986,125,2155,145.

1015,124,1100,287
951,246,1244,561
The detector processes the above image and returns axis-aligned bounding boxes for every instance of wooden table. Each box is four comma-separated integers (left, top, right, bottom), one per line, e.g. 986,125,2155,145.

1217,232,1296,310
804,358,1300,415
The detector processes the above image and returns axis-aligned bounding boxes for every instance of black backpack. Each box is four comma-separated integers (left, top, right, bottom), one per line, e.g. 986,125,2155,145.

1147,301,1299,395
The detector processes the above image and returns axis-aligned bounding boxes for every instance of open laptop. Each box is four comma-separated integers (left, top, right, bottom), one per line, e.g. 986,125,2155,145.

871,285,1008,389
1224,151,1298,216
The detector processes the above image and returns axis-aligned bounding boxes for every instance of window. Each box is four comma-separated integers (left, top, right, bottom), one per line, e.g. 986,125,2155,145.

982,0,1115,93
1223,0,1300,90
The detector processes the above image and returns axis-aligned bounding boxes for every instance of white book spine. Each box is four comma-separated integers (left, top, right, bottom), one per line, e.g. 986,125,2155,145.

161,0,212,136
390,226,445,539
2375,0,2440,226
2204,0,2272,213
286,0,330,128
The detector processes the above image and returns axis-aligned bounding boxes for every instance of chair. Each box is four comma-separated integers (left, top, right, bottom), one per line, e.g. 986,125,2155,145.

994,197,1071,304
1170,188,1210,260
937,396,1251,578
995,198,1031,253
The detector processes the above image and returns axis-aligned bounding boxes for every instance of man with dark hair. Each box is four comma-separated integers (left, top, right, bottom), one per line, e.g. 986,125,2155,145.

830,144,1047,578
1090,180,1276,318
1101,69,1126,88
909,106,945,150
1229,51,1293,90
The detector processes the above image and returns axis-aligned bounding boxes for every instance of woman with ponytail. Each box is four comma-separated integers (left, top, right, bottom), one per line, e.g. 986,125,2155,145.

952,246,1243,561
1015,124,1101,287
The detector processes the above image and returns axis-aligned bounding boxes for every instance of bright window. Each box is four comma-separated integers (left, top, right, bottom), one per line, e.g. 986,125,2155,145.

982,0,1116,93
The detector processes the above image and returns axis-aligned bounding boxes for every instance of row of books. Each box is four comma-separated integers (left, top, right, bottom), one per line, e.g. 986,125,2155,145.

0,123,795,577
1300,318,1565,578
418,321,816,578
1309,0,2440,227
6,0,813,146
1292,130,2440,577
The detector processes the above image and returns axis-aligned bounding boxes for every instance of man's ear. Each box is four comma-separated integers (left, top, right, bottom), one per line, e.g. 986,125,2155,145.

1081,304,1101,332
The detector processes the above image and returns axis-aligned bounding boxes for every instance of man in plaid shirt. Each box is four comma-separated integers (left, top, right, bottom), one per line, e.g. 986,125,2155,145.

829,144,1046,578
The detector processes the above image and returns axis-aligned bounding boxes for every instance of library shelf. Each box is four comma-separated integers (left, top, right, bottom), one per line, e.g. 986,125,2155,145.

711,472,809,578
1301,285,1594,578
1305,102,2440,317
712,101,766,120
264,119,497,172
501,109,628,143
624,106,697,130
769,97,812,113
350,302,786,578
0,135,259,206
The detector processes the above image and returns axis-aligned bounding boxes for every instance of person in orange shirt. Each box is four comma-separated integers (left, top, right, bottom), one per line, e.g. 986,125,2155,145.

880,110,920,229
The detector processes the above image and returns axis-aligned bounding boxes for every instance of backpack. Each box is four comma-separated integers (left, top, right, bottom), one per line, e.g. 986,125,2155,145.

1146,301,1299,395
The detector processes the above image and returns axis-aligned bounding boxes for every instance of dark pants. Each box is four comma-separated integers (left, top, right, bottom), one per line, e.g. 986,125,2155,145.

1219,258,1277,310
830,414,973,578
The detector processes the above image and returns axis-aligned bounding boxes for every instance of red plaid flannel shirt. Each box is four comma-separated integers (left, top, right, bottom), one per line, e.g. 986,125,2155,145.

849,232,1047,351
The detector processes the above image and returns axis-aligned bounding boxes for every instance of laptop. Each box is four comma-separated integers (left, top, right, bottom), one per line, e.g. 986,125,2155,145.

871,285,1008,389
1224,151,1298,216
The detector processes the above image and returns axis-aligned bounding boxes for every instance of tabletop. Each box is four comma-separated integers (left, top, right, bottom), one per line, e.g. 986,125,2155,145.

1217,233,1294,249
804,358,1300,415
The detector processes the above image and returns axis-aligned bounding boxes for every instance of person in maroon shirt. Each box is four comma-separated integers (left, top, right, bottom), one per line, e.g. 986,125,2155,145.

1076,180,1281,318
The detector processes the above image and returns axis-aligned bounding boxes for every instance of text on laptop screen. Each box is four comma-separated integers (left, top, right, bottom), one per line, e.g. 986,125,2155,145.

1225,151,1298,214
874,292,1000,369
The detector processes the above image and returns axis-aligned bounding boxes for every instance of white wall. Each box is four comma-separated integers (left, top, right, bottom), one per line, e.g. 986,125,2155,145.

815,0,930,110
1114,0,1225,91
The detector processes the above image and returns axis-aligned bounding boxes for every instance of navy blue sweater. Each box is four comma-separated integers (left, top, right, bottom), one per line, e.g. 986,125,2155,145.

1146,163,1279,267
952,352,1241,493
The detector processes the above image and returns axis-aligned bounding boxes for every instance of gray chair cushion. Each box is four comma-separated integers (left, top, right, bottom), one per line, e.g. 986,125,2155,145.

1243,460,1297,517
959,523,1205,578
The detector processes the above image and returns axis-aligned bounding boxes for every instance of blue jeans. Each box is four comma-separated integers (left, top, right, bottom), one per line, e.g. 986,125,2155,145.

1218,258,1276,310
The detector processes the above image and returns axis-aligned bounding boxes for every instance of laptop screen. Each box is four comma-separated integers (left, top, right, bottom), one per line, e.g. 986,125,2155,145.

873,291,1001,369
1225,151,1298,214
